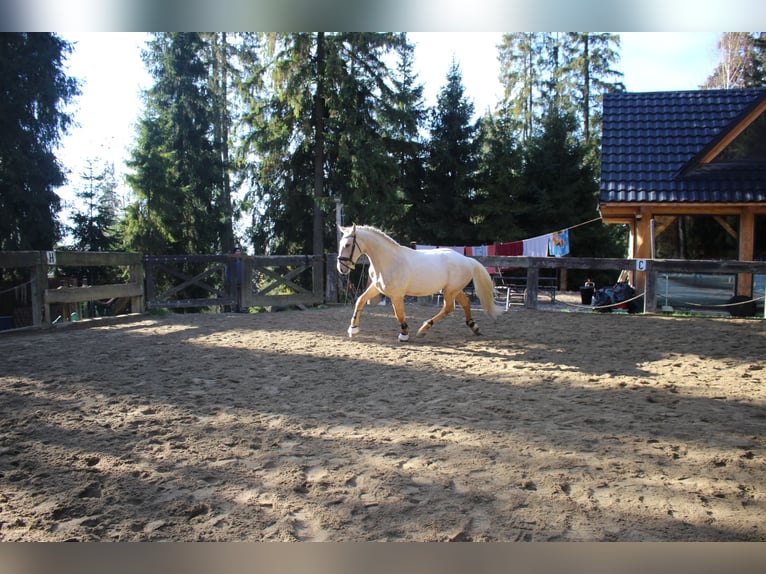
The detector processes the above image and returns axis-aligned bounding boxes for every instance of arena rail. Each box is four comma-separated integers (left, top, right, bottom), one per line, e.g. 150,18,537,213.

4,251,766,329
143,254,325,311
0,250,144,327
472,255,766,313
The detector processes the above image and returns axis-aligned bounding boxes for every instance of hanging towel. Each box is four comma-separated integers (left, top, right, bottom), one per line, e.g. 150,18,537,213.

496,241,523,256
471,245,488,257
549,229,570,257
416,244,437,250
485,244,498,275
523,234,550,257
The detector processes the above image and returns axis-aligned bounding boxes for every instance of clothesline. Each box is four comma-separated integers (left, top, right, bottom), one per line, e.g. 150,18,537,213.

555,215,603,233
415,215,603,259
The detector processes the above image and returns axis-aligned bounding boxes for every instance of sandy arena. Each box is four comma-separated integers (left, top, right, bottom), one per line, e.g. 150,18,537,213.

0,298,764,541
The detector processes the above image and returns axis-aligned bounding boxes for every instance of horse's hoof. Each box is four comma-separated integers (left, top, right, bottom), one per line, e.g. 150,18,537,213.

398,333,409,342
416,330,427,338
348,326,359,337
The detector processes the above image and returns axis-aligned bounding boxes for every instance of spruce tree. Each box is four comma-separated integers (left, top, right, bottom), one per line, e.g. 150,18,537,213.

419,60,479,246
124,33,219,255
384,35,427,242
0,33,79,250
473,112,523,243
239,32,412,254
562,33,624,147
69,159,119,252
498,33,545,145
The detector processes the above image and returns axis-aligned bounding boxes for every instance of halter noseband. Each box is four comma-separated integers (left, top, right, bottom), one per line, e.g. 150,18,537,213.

337,233,361,273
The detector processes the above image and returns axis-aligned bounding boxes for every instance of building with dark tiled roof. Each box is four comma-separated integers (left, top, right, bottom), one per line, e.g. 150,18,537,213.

599,88,766,298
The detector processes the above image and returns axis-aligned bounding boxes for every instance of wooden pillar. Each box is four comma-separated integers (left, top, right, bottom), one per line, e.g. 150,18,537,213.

326,254,338,303
525,264,539,310
633,212,652,294
738,209,755,297
643,264,657,313
129,261,145,314
145,260,156,310
30,252,46,326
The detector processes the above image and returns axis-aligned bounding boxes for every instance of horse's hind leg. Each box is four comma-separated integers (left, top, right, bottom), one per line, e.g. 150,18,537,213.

416,292,456,337
391,296,410,342
456,291,481,335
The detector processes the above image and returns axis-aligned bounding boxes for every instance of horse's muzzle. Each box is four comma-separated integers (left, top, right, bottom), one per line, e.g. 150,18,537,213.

337,258,354,275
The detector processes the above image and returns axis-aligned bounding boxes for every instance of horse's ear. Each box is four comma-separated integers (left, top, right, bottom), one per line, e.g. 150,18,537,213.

351,223,356,233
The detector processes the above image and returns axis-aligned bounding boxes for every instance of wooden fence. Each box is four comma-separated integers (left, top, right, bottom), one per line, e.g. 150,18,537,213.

472,255,766,312
3,250,766,330
143,254,324,310
0,251,143,327
240,255,324,309
145,255,234,310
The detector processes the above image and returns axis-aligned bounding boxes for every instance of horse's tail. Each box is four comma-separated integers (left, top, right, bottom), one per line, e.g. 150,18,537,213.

471,259,498,319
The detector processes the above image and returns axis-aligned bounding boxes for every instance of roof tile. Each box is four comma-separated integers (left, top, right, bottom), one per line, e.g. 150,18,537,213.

599,88,766,204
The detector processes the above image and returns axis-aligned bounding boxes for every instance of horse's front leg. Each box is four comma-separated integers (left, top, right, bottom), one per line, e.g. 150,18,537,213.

391,296,410,342
348,284,380,337
417,291,456,337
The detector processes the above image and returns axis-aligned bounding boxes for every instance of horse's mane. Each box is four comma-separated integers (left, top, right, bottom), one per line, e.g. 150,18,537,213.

356,225,403,248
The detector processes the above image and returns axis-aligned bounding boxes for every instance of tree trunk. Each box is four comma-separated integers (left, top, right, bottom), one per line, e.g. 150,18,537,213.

213,33,235,254
313,33,326,286
582,34,590,144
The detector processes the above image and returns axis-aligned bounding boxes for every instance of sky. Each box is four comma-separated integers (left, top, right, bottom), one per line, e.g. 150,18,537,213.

56,32,723,212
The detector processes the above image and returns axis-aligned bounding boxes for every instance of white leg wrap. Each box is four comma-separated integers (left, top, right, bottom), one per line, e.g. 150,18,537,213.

398,332,410,342
348,325,359,337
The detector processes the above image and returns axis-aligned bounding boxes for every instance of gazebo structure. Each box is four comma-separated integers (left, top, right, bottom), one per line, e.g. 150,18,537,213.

599,88,766,300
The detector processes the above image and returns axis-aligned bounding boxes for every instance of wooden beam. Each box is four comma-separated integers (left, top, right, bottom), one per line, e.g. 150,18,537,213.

600,202,766,217
45,283,143,304
51,251,142,267
713,215,738,240
699,97,766,164
738,209,756,297
0,251,42,268
653,215,677,238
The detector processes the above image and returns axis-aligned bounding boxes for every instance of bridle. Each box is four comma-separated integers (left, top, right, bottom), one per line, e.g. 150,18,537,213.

337,232,361,274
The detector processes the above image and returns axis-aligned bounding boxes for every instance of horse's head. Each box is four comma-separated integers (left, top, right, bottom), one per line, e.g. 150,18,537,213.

337,224,359,275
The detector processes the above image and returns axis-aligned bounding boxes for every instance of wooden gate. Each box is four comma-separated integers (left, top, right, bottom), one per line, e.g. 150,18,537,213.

144,254,325,310
241,255,324,308
145,255,235,310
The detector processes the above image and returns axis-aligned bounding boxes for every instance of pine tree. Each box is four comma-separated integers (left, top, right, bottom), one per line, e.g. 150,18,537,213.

498,33,545,145
69,159,119,252
498,32,623,151
124,33,219,255
0,33,79,250
473,112,523,243
519,106,596,236
518,104,626,266
239,33,412,254
384,37,428,242
562,33,624,147
418,60,480,246
206,32,236,254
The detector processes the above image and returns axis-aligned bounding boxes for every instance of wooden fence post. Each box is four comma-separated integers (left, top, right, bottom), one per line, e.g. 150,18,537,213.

525,264,539,310
31,252,46,326
643,263,657,313
313,255,325,303
326,254,338,303
129,260,145,314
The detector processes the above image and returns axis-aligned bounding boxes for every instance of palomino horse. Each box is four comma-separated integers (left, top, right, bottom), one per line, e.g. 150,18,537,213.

337,225,498,341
